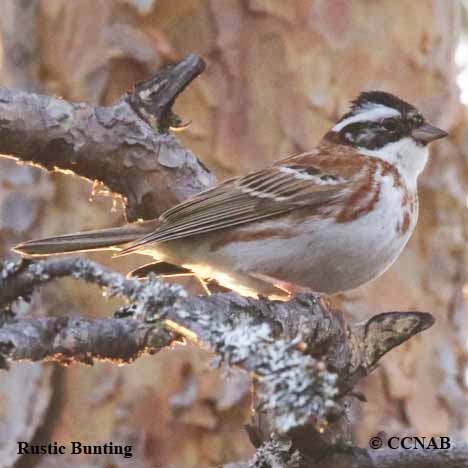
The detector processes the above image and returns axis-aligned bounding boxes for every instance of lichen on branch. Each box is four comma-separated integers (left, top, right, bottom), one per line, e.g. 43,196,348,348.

0,257,340,433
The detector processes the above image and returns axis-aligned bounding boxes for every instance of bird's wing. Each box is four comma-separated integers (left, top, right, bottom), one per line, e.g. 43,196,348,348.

118,151,365,255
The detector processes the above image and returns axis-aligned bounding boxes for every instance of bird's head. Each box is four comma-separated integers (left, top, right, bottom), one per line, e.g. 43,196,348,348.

325,91,448,180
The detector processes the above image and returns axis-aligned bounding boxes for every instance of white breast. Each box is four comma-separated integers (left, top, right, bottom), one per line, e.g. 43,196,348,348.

181,166,415,296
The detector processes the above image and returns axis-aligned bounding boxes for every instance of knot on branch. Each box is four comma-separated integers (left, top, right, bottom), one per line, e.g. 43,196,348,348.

352,311,435,372
127,54,206,132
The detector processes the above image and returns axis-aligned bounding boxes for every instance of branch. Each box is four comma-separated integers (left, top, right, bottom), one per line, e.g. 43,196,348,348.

0,54,214,221
0,316,175,369
127,53,206,131
357,442,468,468
226,439,468,468
0,257,434,437
0,257,339,432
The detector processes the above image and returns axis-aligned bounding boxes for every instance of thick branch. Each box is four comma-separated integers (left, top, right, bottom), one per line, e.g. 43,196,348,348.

0,257,340,432
0,55,214,221
0,257,434,437
0,316,174,369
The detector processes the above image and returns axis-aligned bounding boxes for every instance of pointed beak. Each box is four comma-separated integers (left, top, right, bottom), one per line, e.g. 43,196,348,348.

412,123,448,145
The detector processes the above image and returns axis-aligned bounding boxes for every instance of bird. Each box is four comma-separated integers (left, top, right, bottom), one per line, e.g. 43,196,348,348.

14,91,448,300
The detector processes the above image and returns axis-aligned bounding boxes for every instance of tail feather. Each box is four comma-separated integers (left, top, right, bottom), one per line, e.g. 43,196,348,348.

14,221,159,257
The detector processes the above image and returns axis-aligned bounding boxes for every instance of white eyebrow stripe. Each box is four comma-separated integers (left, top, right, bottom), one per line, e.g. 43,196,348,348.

332,105,401,132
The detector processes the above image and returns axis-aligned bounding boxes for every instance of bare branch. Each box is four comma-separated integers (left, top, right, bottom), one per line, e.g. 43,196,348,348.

0,55,214,221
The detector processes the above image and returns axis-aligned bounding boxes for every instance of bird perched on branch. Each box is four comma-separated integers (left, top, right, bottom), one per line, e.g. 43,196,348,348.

15,91,447,300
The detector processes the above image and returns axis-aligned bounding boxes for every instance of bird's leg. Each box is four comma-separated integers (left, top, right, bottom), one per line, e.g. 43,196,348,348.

192,278,233,295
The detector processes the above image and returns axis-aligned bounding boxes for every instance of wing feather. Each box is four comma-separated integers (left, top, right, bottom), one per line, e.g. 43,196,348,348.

117,160,354,255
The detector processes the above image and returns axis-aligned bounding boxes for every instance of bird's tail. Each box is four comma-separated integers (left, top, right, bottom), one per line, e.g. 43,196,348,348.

13,220,159,257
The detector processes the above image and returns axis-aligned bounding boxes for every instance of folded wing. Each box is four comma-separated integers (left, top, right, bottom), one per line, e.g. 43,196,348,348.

118,156,353,255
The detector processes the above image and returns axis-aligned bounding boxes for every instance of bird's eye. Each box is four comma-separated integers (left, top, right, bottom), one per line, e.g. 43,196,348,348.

383,118,399,131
